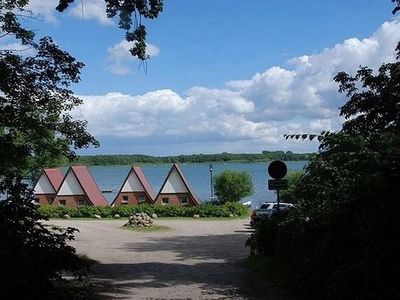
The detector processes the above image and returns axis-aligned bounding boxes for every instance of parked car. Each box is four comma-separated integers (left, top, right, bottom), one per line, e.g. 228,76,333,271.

250,202,294,227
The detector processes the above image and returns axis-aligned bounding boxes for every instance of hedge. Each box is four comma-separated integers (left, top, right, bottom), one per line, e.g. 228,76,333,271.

37,202,250,218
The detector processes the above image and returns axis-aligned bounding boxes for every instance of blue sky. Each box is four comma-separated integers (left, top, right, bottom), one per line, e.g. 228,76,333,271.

4,0,400,155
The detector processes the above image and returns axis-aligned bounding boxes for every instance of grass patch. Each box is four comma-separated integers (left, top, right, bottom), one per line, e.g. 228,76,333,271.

121,224,171,232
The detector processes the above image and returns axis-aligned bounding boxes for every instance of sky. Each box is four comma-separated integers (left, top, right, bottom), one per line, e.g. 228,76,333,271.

3,0,400,155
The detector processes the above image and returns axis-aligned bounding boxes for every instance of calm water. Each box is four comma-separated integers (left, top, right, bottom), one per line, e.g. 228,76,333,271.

86,161,308,208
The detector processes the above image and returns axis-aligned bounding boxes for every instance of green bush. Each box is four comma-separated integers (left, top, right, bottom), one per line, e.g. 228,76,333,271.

154,205,185,217
279,171,304,202
196,203,228,217
224,201,250,216
38,202,250,218
214,169,254,203
37,205,59,218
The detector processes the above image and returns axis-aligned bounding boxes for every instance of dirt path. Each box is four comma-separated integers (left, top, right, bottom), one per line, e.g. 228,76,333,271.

51,219,289,300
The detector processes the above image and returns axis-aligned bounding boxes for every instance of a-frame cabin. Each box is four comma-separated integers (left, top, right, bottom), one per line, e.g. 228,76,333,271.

53,166,108,207
154,163,201,207
111,166,156,206
33,168,64,205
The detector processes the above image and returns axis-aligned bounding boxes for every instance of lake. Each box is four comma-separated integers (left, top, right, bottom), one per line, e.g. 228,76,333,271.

87,161,308,208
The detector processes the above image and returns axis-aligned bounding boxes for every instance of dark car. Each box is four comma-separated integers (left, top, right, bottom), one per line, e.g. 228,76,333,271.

250,202,294,227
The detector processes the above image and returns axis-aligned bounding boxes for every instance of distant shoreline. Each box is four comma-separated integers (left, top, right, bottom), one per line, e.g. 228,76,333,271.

60,151,313,167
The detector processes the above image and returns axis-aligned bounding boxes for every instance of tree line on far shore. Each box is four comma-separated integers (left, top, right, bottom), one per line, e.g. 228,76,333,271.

60,151,312,166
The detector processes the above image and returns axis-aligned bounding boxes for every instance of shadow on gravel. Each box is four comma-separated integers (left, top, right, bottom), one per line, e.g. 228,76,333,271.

89,233,288,300
120,233,249,261
90,261,282,300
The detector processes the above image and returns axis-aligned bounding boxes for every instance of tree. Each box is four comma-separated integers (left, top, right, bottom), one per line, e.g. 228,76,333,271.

214,170,254,204
248,45,400,299
0,36,99,300
393,0,400,14
0,1,162,298
279,171,303,202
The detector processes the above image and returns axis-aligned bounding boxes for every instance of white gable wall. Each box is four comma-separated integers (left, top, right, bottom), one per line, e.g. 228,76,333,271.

34,174,56,194
121,171,145,192
160,169,189,193
57,171,85,195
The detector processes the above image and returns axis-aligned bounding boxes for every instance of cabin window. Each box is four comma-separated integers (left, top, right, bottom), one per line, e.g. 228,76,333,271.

34,198,40,203
138,195,146,203
179,196,189,205
59,200,66,206
77,199,86,206
122,196,129,204
162,197,169,205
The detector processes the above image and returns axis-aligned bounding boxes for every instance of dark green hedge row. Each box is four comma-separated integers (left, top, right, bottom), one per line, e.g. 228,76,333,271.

38,202,250,218
63,151,311,166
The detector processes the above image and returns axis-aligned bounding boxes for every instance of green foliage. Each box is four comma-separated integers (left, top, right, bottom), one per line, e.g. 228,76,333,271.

0,1,122,297
392,0,400,14
113,203,152,217
279,171,304,202
0,190,91,299
123,224,171,232
246,215,283,257
0,36,99,179
223,201,251,216
214,169,254,203
248,45,400,299
38,202,250,219
0,1,35,45
62,151,311,166
261,150,311,161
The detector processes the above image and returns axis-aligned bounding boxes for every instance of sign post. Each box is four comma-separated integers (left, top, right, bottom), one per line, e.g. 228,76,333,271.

267,160,288,211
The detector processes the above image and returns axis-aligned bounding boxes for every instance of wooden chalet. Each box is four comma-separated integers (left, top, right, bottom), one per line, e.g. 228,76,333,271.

33,168,64,205
53,166,108,207
111,166,156,206
154,163,201,207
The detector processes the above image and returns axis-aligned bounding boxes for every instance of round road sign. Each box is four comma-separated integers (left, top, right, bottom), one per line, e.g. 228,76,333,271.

268,160,287,179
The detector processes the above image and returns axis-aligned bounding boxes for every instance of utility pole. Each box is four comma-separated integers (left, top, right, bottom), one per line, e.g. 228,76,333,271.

209,164,213,200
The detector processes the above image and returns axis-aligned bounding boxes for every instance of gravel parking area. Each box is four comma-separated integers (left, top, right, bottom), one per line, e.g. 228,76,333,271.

50,218,289,300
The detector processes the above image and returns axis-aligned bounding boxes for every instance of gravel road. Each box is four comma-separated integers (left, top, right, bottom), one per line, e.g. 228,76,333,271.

50,218,290,300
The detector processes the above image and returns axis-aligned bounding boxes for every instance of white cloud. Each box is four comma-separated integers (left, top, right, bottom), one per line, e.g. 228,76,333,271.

0,40,35,54
227,20,400,125
27,0,111,25
27,0,59,24
107,40,160,75
68,0,112,25
73,89,274,142
227,67,296,104
74,20,400,154
308,119,333,132
185,87,254,114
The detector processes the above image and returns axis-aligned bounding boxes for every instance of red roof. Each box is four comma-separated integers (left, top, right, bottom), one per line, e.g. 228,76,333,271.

156,163,201,205
111,166,156,205
132,166,156,200
43,168,64,191
70,166,108,206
